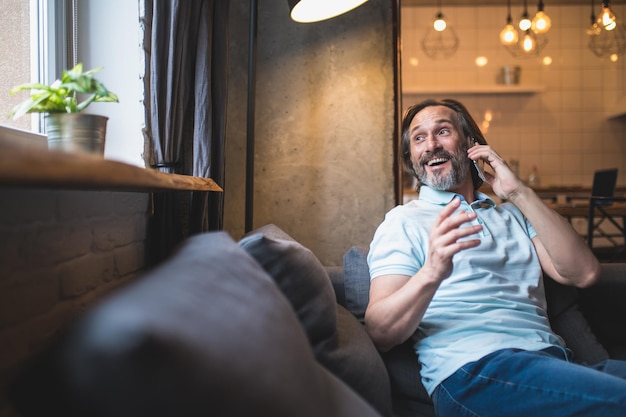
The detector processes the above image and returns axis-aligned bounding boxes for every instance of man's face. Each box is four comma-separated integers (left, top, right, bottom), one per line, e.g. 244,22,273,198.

407,105,471,191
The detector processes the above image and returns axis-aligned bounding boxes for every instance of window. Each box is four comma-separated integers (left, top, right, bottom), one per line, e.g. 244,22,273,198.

2,0,145,166
0,0,75,133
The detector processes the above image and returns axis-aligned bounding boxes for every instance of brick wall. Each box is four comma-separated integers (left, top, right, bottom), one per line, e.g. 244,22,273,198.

0,188,151,416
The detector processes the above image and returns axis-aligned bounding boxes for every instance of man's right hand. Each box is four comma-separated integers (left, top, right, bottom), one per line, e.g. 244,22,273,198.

421,196,483,285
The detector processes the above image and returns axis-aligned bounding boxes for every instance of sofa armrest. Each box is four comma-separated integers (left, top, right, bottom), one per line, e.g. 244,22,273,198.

578,263,626,356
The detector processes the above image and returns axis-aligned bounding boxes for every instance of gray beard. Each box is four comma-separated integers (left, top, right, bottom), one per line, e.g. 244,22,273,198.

414,150,471,191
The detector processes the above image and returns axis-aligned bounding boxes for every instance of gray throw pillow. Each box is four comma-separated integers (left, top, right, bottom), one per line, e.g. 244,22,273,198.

343,246,371,324
10,232,381,417
240,225,393,417
239,224,338,356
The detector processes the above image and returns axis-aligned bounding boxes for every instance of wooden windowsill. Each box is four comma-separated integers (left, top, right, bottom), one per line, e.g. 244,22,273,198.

0,131,222,193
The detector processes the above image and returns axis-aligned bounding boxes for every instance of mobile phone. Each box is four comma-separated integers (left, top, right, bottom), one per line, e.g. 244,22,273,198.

470,138,487,182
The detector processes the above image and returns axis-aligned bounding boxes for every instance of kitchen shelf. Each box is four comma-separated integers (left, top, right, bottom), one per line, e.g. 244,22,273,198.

403,85,546,95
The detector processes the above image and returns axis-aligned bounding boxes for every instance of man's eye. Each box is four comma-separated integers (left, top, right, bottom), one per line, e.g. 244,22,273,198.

439,128,450,135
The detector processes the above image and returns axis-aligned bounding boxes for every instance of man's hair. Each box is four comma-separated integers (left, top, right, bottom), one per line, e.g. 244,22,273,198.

401,98,488,190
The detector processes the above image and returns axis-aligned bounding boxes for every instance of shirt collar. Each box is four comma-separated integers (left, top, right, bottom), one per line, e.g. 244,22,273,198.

418,185,496,207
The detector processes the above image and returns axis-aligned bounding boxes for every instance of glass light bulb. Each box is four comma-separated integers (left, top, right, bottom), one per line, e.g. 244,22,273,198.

600,7,617,30
500,24,519,45
519,16,532,31
531,11,551,34
434,18,447,32
522,33,536,52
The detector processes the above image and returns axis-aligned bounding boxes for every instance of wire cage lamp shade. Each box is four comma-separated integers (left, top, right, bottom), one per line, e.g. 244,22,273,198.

588,22,626,58
288,0,369,23
587,0,626,58
421,0,459,59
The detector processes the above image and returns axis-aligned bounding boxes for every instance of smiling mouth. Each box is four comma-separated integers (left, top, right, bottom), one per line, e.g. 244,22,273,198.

426,157,449,167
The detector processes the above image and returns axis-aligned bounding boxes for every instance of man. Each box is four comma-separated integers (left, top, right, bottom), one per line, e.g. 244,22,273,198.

365,98,626,416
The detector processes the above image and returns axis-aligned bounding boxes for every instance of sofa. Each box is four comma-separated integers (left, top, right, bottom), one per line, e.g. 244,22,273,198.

8,224,626,417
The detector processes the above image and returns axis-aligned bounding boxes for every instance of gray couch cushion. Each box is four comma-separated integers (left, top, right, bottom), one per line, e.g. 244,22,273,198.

343,246,371,324
11,232,381,417
239,224,337,355
240,225,393,416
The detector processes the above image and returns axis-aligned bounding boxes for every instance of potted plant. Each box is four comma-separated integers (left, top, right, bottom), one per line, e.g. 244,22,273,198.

9,63,119,155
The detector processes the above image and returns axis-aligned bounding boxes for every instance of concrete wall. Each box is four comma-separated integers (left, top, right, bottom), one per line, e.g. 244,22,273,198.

224,0,399,266
0,189,150,416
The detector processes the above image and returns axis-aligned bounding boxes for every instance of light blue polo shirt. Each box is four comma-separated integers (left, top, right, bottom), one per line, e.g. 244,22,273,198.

368,186,564,395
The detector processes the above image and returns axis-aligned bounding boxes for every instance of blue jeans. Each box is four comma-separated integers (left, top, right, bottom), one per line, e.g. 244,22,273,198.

432,347,626,417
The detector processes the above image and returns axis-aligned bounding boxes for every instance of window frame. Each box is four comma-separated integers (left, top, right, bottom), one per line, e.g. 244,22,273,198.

29,0,77,132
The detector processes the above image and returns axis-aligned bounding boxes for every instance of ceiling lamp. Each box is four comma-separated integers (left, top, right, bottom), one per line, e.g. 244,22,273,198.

588,23,626,58
500,0,520,45
521,30,537,52
531,0,551,34
422,0,459,59
599,0,617,31
586,0,626,59
501,0,547,57
504,28,548,58
519,0,532,31
288,0,368,23
433,15,447,32
433,0,447,31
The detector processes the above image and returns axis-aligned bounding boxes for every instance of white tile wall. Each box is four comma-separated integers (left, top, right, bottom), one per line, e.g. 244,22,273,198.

401,4,626,187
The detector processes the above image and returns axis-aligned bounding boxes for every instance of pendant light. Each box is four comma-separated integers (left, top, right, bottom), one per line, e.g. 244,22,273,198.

422,0,459,59
519,0,532,31
588,23,626,58
288,0,368,23
502,3,548,59
521,30,537,52
599,0,617,31
433,0,447,32
500,0,520,46
531,0,551,34
588,0,626,59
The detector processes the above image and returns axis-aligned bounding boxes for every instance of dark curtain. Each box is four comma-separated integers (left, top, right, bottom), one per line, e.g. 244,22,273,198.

144,0,228,260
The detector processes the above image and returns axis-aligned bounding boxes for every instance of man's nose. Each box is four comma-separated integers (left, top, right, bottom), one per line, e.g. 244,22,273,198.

424,134,440,151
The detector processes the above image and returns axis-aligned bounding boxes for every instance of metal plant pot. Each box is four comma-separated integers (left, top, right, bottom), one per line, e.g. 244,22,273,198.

45,113,109,155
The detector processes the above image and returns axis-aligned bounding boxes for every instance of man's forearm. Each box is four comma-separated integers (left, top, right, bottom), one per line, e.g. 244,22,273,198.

507,184,600,286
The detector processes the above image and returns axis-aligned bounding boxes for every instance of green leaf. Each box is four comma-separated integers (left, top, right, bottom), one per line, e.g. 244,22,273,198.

7,62,118,118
